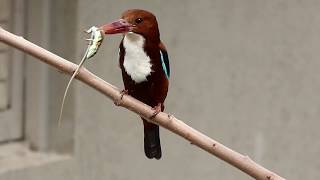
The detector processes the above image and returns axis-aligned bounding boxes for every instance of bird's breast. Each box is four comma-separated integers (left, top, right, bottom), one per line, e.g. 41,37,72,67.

123,33,152,83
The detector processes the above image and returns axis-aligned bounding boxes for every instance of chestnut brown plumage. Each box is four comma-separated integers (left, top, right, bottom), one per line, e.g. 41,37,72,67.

101,9,170,159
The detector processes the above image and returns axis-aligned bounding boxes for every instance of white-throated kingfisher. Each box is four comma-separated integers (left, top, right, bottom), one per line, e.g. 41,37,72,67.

100,9,170,160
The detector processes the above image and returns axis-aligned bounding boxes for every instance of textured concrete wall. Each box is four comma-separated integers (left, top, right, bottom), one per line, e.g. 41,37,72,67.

1,0,320,180
0,0,10,110
74,1,320,179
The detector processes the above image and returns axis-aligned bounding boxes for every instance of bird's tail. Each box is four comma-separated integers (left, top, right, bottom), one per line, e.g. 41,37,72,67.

143,119,162,160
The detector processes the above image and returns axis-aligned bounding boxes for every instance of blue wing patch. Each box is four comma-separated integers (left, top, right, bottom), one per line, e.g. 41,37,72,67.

160,50,170,79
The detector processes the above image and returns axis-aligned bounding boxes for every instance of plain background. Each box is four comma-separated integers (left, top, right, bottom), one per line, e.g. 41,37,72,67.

1,0,320,179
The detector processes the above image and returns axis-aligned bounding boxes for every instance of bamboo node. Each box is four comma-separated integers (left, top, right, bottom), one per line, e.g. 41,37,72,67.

266,174,276,180
266,175,272,180
212,143,216,148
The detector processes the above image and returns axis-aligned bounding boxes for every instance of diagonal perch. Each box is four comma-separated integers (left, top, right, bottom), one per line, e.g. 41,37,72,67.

0,27,285,180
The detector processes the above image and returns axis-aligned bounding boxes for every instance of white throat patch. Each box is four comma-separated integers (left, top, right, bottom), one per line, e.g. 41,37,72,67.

123,33,152,83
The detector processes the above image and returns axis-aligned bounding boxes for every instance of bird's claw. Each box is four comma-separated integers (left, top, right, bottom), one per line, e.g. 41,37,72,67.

150,103,162,119
114,89,128,106
120,89,128,99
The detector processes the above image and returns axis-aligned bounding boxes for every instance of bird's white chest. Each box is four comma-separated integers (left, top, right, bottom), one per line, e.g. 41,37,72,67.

123,33,152,83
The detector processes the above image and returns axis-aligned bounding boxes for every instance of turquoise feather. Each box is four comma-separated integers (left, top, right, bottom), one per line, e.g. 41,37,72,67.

160,50,170,79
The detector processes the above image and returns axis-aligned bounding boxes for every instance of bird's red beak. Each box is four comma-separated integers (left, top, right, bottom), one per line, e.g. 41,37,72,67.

100,19,134,34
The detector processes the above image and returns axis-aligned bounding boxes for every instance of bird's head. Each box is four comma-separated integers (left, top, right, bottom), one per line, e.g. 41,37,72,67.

100,9,160,42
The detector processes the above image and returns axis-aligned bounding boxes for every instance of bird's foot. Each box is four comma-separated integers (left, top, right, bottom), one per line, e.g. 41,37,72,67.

150,103,162,119
114,89,128,106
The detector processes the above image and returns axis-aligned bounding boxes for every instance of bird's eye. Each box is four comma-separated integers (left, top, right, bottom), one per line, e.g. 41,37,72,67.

135,18,143,24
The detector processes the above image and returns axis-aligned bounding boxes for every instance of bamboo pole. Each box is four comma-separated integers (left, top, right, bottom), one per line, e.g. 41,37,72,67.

0,27,285,180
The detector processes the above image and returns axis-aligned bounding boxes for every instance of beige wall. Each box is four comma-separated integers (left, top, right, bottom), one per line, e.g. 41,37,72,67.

1,0,320,179
75,0,320,179
0,0,10,111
